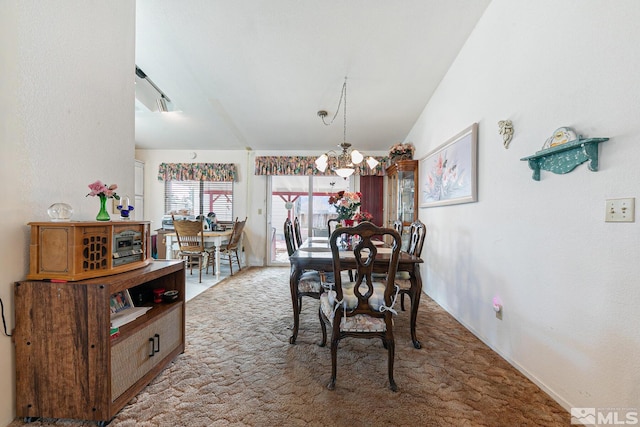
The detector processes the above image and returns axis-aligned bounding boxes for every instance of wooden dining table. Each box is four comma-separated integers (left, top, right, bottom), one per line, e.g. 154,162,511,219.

288,237,425,348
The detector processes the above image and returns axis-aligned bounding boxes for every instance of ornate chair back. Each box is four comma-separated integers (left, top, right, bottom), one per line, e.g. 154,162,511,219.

284,218,297,256
392,220,403,236
327,218,340,236
293,217,303,248
396,219,426,312
320,221,402,391
406,220,426,257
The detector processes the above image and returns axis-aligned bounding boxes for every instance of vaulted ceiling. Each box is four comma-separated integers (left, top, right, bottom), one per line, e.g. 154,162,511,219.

134,0,491,152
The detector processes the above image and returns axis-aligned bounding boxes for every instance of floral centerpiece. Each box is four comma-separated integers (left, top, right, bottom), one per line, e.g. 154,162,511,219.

353,211,373,222
87,180,120,221
388,142,415,163
328,190,361,221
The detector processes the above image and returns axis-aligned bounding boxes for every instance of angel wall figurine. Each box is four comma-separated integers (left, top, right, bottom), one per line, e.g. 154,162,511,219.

498,120,514,149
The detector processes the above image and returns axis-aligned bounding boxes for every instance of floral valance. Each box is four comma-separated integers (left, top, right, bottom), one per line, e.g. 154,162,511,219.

157,163,237,182
254,156,387,176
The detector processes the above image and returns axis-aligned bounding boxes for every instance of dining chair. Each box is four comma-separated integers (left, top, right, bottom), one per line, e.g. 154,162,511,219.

219,217,247,276
327,218,340,236
172,215,211,283
293,216,303,248
392,219,403,236
319,221,402,391
285,218,324,344
327,217,354,281
396,219,426,311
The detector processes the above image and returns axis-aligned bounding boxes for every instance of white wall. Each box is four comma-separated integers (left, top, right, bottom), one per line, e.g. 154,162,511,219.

0,2,135,425
407,0,640,409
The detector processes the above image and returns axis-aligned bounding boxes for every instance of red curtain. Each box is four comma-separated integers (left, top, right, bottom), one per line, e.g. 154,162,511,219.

359,175,384,226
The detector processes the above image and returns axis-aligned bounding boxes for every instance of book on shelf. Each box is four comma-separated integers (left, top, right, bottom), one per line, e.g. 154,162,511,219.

109,289,153,328
110,306,152,328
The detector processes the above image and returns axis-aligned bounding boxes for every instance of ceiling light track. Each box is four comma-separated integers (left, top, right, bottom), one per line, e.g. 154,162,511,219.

135,66,171,102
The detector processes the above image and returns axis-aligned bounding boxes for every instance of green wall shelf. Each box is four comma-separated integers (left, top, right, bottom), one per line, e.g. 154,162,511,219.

520,137,609,181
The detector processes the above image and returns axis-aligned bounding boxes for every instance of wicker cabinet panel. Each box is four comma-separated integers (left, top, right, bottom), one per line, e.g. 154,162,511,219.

111,304,183,400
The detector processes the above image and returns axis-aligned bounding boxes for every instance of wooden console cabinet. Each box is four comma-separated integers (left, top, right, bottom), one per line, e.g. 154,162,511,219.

13,260,185,426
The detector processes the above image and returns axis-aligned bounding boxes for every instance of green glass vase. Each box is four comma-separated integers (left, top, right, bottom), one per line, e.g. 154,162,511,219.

96,195,110,221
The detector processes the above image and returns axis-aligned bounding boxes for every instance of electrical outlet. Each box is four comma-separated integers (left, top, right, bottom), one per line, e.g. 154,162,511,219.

605,198,635,222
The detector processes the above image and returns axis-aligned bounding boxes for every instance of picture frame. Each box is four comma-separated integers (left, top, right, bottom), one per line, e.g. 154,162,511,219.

110,289,134,314
419,123,478,208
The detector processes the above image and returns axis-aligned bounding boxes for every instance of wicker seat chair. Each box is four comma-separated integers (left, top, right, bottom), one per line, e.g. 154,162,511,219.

172,215,211,283
219,217,247,276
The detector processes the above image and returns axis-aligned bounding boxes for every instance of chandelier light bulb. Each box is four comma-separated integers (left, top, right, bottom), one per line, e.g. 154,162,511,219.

350,149,364,164
366,156,380,169
315,154,329,172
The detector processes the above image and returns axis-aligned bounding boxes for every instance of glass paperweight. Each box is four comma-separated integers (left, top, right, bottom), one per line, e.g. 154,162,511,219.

47,203,74,221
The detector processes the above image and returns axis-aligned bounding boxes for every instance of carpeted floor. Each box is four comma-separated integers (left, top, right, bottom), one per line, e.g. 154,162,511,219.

10,267,568,426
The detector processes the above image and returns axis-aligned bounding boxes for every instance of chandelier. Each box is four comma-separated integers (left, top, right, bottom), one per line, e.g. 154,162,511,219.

315,78,379,178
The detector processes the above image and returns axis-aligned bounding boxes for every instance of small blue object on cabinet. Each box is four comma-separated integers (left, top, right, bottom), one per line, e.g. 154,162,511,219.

520,127,609,181
117,195,134,219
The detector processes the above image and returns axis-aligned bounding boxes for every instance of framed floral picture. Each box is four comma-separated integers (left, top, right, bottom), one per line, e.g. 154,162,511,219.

419,123,478,208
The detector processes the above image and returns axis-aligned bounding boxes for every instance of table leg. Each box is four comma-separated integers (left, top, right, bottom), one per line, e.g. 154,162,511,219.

409,266,423,349
289,264,301,344
165,235,173,260
214,238,221,279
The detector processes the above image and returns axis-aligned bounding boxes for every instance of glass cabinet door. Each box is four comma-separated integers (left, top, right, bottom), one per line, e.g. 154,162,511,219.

385,159,418,249
386,160,418,228
397,169,416,224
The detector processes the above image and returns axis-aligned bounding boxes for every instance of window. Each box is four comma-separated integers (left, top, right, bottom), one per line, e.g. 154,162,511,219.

164,180,233,221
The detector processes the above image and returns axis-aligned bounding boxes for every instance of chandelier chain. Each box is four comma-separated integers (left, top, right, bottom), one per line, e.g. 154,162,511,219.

343,78,347,145
320,78,348,129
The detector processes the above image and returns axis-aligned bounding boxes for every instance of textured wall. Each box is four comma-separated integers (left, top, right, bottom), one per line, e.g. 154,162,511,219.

0,2,135,424
406,0,640,410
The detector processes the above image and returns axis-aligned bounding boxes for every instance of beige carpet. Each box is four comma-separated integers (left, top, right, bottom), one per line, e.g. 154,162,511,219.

10,267,567,426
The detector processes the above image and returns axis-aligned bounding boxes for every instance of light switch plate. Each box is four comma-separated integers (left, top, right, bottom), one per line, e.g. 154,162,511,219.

605,198,635,222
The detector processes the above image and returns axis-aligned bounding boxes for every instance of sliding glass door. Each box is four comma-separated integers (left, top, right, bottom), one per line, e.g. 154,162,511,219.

267,175,351,265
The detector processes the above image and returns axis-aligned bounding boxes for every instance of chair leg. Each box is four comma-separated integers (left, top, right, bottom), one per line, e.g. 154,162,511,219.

387,335,397,392
318,308,327,347
184,255,194,276
228,253,234,276
328,335,338,390
198,256,202,283
400,293,406,311
235,250,241,272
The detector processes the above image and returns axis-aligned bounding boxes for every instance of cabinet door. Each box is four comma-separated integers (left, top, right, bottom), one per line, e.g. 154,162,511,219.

134,160,144,196
134,195,144,221
110,305,183,400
